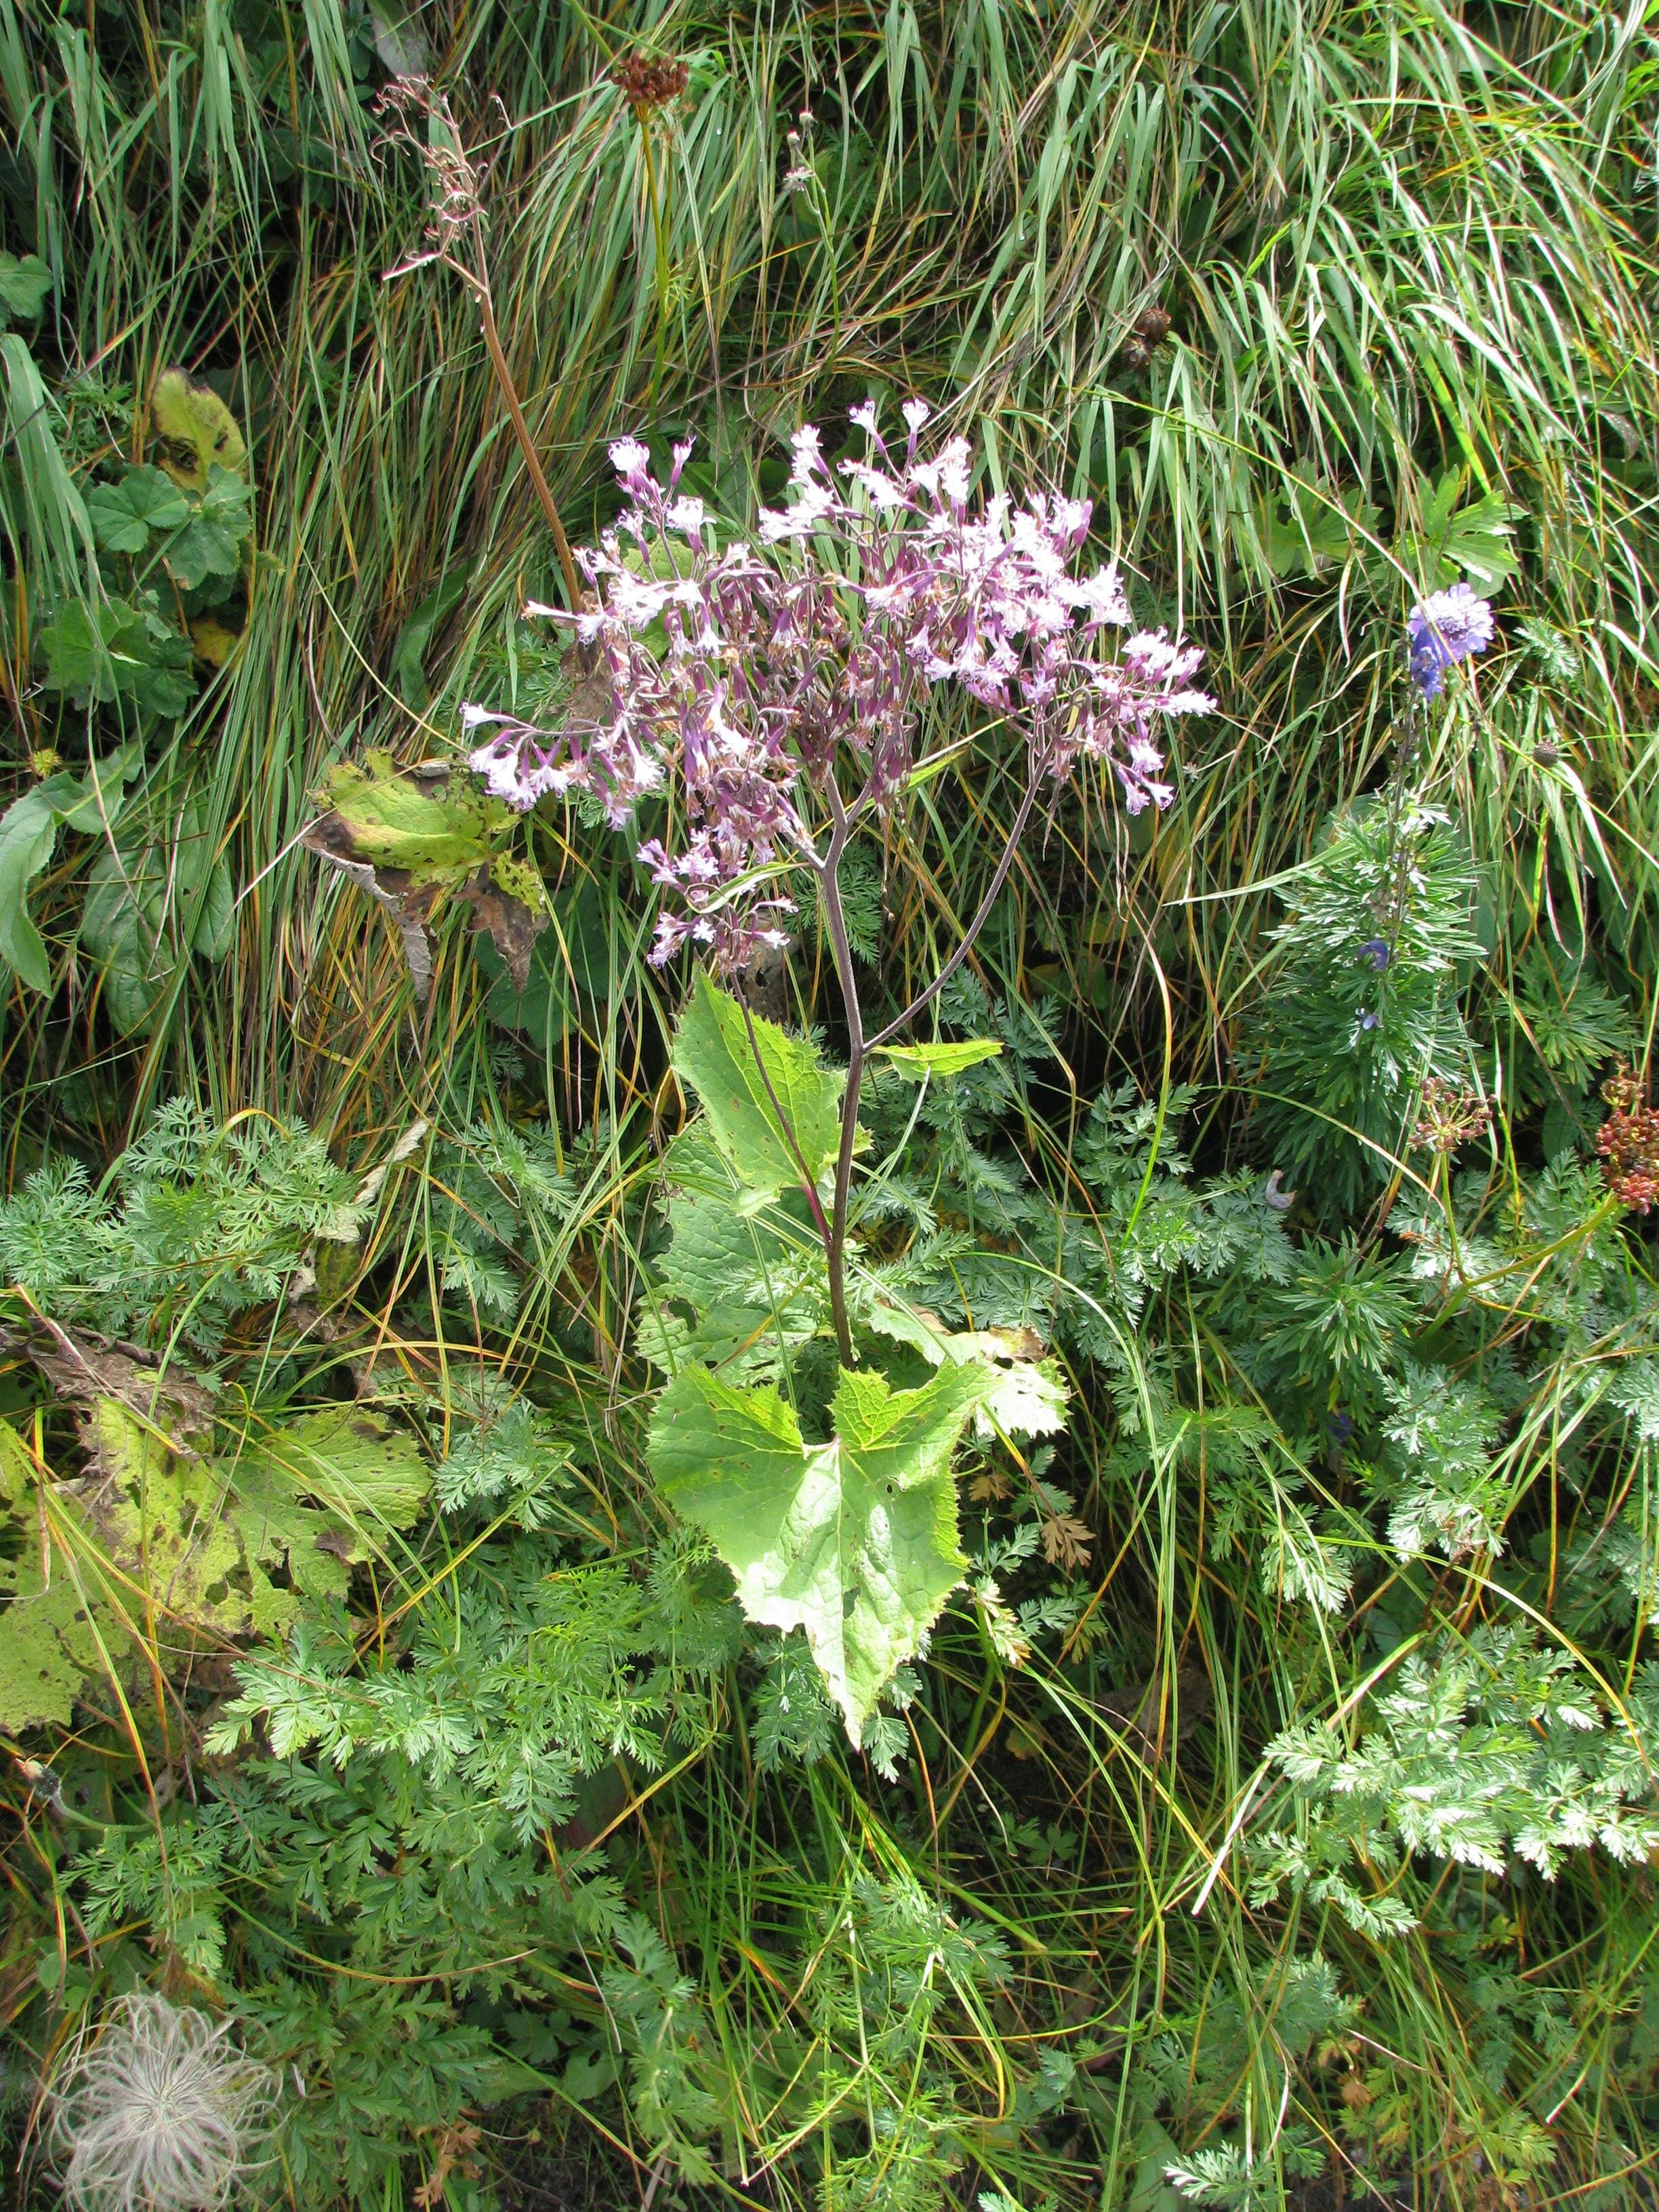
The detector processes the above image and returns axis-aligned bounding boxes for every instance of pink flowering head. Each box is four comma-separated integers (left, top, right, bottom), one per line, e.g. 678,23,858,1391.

463,407,1213,965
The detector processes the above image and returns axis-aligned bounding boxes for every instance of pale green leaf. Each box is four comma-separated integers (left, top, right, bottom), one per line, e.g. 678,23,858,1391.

864,1298,1068,1437
228,1407,431,1532
0,1557,110,1730
648,1360,992,1743
875,1038,1004,1080
671,970,844,1195
0,750,145,994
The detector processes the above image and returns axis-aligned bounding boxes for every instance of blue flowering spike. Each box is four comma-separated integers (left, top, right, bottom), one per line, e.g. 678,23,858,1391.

1407,583,1495,700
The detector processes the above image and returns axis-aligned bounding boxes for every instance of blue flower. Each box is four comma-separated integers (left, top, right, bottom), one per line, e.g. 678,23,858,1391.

1357,937,1391,972
1408,583,1495,700
1358,1010,1379,1031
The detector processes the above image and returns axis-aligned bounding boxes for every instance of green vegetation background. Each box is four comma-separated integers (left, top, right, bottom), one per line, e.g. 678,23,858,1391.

3,3,1659,2209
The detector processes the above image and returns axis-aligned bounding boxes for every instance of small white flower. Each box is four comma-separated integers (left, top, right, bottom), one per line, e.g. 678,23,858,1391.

607,436,651,480
49,1994,278,2212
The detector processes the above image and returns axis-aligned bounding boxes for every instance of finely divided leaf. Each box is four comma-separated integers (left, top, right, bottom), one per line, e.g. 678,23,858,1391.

648,1360,991,1744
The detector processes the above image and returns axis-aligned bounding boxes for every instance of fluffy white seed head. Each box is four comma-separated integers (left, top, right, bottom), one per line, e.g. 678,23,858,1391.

49,1994,277,2212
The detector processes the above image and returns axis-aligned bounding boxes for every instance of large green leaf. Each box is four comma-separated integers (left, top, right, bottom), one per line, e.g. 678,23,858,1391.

0,749,143,995
0,1396,432,1729
648,1360,992,1743
1404,469,1522,590
79,795,233,1034
35,597,195,717
671,970,844,1197
636,1133,827,1381
227,1407,432,1532
1256,473,1380,581
0,787,63,993
0,251,52,325
163,464,253,588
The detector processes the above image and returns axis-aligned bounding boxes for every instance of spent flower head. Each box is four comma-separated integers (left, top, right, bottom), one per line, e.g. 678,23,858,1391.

610,52,690,119
1411,1076,1492,1155
49,1993,278,2212
464,405,1213,966
375,80,487,274
1599,1063,1659,1214
1407,583,1496,701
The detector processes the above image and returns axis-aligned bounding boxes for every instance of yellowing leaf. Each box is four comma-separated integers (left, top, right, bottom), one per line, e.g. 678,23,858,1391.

313,752,505,886
228,1407,431,1534
148,367,247,492
874,1038,1004,1080
189,616,243,667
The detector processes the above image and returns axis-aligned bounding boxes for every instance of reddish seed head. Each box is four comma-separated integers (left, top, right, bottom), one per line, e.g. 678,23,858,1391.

1599,1064,1659,1213
610,53,690,119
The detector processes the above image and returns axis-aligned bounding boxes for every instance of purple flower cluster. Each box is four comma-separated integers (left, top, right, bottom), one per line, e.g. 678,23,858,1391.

466,405,1215,966
1407,583,1495,701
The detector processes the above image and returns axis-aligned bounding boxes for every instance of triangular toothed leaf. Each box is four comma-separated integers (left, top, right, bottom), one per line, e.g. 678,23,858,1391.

671,970,843,1196
874,1038,1003,1080
647,1360,993,1744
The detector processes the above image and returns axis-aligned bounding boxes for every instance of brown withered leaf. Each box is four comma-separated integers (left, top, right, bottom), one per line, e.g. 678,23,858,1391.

459,869,545,992
968,1468,1015,1504
562,657,615,729
0,1320,215,1446
987,1324,1046,1362
1040,1510,1094,1572
300,813,441,1004
1095,1663,1212,1753
413,2123,483,2211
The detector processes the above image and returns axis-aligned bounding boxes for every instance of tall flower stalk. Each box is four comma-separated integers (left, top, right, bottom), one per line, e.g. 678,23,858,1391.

466,407,1215,1361
377,79,584,617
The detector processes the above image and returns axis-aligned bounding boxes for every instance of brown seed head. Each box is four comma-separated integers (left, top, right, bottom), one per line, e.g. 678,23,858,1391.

1599,1062,1659,1212
611,53,690,119
1410,1076,1492,1156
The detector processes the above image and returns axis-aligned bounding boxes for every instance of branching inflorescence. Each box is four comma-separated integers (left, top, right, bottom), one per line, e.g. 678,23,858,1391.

464,407,1214,1358
466,405,1212,968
